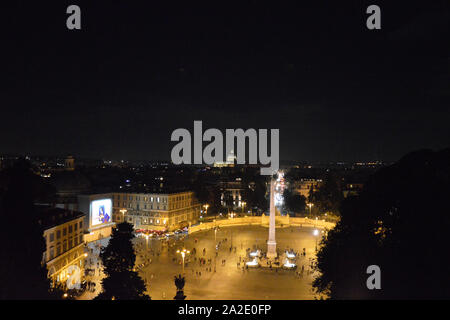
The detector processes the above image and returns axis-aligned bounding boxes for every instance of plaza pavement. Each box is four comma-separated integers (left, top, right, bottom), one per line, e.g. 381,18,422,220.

79,225,324,300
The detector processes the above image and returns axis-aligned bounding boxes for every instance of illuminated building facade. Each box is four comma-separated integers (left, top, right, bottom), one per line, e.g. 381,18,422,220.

39,207,86,286
111,191,201,231
292,178,323,198
220,180,245,209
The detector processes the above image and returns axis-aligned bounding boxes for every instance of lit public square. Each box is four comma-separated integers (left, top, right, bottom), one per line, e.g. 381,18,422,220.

81,225,324,300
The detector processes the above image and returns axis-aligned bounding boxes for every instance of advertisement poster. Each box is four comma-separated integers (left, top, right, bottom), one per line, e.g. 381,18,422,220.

91,199,112,227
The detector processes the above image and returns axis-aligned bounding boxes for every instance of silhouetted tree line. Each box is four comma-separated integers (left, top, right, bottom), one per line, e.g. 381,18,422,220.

0,159,63,299
192,168,268,216
96,222,150,300
283,189,307,215
314,149,450,299
310,173,343,215
283,172,343,216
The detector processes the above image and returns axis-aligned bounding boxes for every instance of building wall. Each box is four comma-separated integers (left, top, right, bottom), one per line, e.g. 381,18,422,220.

220,180,245,209
220,188,244,208
111,191,201,231
292,179,323,198
43,216,86,285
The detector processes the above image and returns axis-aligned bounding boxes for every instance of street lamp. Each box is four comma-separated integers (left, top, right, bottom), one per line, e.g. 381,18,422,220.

145,234,149,250
203,204,209,217
176,248,190,273
214,227,219,270
313,229,319,252
307,203,313,217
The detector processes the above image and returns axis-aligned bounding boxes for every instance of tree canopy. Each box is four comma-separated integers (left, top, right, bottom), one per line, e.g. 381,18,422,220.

0,159,59,299
314,149,450,299
311,173,343,216
97,222,150,300
283,189,306,215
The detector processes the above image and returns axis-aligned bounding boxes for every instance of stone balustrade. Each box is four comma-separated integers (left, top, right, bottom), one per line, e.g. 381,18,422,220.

188,215,335,234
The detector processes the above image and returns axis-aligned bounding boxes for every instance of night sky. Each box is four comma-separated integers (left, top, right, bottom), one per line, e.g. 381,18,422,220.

3,0,450,162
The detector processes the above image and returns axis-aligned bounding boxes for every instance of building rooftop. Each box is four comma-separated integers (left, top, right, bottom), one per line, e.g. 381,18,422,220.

36,206,85,230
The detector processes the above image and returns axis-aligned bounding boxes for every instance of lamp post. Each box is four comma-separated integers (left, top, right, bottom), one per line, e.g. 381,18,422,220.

145,234,149,250
214,227,219,271
307,203,313,218
313,229,319,252
176,248,190,274
203,204,209,217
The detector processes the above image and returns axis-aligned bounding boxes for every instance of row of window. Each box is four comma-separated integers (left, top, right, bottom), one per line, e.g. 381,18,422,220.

113,193,193,204
118,209,198,226
113,194,167,203
48,234,83,261
127,217,166,225
116,202,168,210
115,201,194,211
47,221,83,243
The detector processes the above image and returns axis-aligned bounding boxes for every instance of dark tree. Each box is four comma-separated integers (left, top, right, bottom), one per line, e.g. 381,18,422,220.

314,149,450,299
173,274,186,300
0,159,60,299
191,172,222,217
241,179,268,215
208,185,223,217
222,190,234,214
308,184,314,204
96,222,150,300
283,189,306,215
192,175,209,205
312,173,343,216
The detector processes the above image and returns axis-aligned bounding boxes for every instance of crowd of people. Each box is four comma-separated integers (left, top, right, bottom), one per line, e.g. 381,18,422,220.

77,227,318,299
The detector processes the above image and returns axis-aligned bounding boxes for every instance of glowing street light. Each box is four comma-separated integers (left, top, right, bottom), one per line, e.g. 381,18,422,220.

313,229,319,252
145,234,150,250
176,248,190,273
214,227,218,245
203,204,209,216
307,203,314,217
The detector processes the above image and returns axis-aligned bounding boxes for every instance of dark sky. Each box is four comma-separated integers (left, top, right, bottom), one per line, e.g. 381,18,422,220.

3,0,450,162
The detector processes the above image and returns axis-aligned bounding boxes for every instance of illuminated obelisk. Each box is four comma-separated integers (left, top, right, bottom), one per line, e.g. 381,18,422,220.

267,178,277,259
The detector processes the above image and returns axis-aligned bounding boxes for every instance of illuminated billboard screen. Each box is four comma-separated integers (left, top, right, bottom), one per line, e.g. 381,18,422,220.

91,199,112,227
